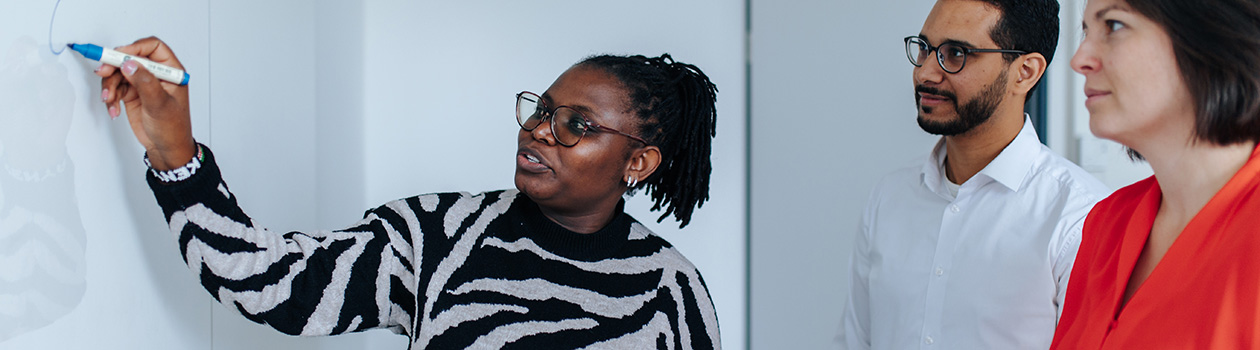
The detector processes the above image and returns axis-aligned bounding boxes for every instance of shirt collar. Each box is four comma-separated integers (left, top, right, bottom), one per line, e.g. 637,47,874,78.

921,114,1042,193
922,137,949,195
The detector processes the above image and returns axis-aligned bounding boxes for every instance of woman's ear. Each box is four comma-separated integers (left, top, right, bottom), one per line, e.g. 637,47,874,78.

625,145,662,185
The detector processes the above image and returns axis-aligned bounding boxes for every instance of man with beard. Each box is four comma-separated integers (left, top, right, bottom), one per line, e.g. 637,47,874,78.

839,1,1109,349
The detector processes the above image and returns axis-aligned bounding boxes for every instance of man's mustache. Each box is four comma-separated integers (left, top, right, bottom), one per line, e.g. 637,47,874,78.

916,85,957,101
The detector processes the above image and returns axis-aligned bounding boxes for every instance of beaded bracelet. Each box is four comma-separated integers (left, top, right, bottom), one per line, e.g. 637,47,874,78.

144,144,204,183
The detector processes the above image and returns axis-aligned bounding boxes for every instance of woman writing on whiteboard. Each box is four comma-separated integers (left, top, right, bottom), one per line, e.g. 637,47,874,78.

1051,0,1260,347
96,37,721,349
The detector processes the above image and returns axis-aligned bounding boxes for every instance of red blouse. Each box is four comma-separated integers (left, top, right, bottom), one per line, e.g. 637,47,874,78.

1051,146,1260,349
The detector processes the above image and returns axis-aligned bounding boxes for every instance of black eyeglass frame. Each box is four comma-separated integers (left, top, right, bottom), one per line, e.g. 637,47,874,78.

516,91,649,147
903,36,1028,74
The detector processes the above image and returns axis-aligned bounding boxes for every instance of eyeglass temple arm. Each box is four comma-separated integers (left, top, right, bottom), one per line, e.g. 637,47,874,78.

966,48,1028,54
593,125,649,145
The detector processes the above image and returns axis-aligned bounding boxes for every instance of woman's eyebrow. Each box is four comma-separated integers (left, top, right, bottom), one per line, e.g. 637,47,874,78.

1094,4,1129,21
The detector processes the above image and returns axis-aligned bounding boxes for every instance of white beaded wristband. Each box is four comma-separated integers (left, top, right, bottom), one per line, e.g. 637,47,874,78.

145,144,204,183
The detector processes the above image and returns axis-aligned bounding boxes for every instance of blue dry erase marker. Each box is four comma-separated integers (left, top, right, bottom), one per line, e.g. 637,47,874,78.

67,43,189,85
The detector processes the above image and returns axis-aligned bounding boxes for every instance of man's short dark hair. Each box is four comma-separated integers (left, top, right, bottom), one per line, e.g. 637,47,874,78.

977,0,1060,96
1126,0,1260,146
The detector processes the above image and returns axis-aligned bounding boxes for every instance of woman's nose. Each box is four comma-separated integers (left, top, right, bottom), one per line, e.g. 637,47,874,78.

1071,39,1099,75
531,116,557,145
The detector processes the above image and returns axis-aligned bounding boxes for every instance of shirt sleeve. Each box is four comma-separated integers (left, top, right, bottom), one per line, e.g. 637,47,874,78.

1051,215,1086,323
147,145,418,337
840,189,878,350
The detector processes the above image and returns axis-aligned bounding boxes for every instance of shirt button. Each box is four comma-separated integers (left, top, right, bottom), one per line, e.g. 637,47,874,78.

935,267,944,276
925,336,934,345
949,205,960,213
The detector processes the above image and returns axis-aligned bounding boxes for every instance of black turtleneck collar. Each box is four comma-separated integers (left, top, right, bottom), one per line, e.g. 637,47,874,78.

505,194,634,262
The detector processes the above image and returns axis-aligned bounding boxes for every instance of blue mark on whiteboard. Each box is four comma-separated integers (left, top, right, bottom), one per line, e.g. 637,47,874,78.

48,0,64,55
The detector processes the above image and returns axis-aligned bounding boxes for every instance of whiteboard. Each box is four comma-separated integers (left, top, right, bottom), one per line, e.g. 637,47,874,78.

0,0,213,349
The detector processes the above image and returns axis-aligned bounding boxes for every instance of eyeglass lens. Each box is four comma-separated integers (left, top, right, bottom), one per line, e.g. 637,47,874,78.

907,38,968,73
516,93,590,146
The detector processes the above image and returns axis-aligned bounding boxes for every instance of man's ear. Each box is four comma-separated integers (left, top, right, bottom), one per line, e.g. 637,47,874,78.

1012,52,1047,95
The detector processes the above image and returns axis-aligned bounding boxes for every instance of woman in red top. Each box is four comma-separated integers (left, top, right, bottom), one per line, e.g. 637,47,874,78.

1052,0,1260,348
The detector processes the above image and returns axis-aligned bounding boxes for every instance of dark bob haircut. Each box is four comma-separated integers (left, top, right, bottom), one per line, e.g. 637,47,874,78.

1127,0,1260,146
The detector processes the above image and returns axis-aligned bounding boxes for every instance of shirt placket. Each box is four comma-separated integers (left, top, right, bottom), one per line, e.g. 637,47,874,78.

921,197,963,349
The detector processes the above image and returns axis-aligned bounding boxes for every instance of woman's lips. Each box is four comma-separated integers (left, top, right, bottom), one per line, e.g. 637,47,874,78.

1084,88,1111,106
516,151,551,173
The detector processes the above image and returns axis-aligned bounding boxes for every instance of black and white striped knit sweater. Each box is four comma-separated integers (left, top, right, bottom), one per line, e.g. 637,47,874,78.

146,146,721,349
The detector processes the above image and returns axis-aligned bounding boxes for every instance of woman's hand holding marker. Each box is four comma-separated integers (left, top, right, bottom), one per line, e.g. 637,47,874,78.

95,36,195,171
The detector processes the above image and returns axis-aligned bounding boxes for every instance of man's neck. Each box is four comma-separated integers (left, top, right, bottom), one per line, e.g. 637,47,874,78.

942,108,1025,184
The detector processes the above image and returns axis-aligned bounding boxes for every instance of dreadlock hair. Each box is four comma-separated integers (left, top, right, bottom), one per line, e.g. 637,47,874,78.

577,53,718,228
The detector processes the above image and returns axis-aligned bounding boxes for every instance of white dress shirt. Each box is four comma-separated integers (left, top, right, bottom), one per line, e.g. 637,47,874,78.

841,117,1109,350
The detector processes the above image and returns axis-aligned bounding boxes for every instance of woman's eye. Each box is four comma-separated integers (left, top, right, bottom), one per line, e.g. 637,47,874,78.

567,118,590,134
1105,19,1126,33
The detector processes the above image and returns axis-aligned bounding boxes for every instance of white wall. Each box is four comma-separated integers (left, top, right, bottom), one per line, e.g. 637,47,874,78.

749,1,936,348
361,2,748,349
204,1,404,348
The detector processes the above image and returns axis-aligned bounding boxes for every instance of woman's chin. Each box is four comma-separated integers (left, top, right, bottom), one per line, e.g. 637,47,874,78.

513,175,530,194
1088,117,1124,143
513,176,551,200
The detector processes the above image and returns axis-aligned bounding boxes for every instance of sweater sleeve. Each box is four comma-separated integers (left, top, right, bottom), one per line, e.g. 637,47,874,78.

680,267,722,350
147,145,418,337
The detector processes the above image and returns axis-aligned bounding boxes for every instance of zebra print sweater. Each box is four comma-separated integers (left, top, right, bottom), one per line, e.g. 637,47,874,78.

146,145,721,349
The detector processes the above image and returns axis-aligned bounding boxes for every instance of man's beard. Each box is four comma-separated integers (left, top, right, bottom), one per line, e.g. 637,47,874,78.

915,70,1008,136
